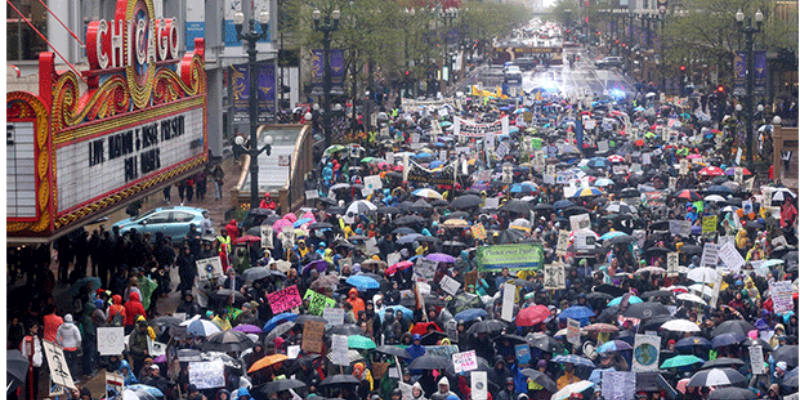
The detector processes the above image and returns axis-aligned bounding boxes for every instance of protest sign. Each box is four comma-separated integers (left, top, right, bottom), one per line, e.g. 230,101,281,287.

632,335,661,372
471,223,488,241
365,237,379,255
372,362,391,379
717,242,745,274
515,344,532,366
700,243,718,268
471,371,488,400
464,271,479,289
43,341,77,390
331,335,350,366
287,345,301,359
302,321,325,353
476,243,545,272
633,230,646,247
189,360,225,389
304,290,336,316
598,141,609,153
501,283,516,322
415,258,438,282
260,225,274,249
148,339,167,358
440,275,461,295
364,175,383,192
710,271,723,308
556,230,570,256
387,252,402,268
702,215,717,237
268,285,303,314
667,252,679,275
668,177,677,190
570,214,591,231
196,256,224,281
323,308,345,326
770,281,794,314
669,220,692,237
718,235,735,247
305,190,319,200
749,345,766,375
546,164,556,176
106,372,124,400
97,327,125,356
544,264,566,290
282,229,296,250
567,318,581,346
452,350,478,373
602,371,636,400
680,159,689,175
425,345,460,357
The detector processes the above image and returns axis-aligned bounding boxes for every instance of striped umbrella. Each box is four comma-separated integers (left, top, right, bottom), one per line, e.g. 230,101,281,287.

551,355,596,368
596,340,633,354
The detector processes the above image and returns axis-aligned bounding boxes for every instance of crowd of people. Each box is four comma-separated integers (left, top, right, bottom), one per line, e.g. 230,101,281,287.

7,67,799,400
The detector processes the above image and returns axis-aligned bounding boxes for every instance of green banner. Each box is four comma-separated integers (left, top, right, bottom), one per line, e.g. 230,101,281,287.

476,243,545,272
304,289,336,316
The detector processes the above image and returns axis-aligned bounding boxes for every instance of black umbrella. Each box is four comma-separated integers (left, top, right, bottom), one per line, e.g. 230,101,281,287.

444,211,471,220
707,387,757,400
687,368,747,388
408,355,451,370
640,314,672,331
450,195,483,210
327,324,365,337
712,332,747,348
710,320,757,337
622,303,670,319
680,245,703,255
527,334,564,353
563,206,592,217
532,203,554,212
643,247,671,258
375,345,411,359
500,199,532,214
7,350,28,395
608,235,637,245
266,321,296,342
420,331,449,345
214,289,247,303
316,197,339,206
151,316,183,327
394,215,425,226
586,292,614,301
520,369,558,392
467,319,508,336
640,290,674,299
417,236,442,244
740,338,773,352
772,345,798,367
295,315,328,325
377,206,401,214
649,220,670,230
255,379,307,395
500,334,529,344
701,357,746,370
203,330,256,353
392,227,417,235
320,374,360,386
308,222,334,230
497,229,526,244
593,284,627,297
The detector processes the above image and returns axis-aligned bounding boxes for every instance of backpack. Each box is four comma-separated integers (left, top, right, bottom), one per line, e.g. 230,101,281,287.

110,310,124,327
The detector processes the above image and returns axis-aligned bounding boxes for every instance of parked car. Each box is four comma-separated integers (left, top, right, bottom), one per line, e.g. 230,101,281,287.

503,65,522,83
112,206,211,244
595,56,622,69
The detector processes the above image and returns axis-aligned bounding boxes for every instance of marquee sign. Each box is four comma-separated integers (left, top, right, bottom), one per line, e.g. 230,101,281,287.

7,0,207,240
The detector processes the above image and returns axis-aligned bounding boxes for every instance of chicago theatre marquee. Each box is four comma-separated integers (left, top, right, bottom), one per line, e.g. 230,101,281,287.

7,0,208,243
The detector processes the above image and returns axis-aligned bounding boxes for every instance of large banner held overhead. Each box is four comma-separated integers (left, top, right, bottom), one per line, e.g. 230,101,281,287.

453,116,510,137
476,243,545,272
407,160,457,185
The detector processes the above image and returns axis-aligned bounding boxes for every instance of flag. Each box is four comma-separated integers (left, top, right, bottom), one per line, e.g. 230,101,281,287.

535,90,542,102
472,85,481,97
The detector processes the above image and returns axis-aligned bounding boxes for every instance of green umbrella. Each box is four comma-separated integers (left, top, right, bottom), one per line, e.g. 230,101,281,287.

325,145,346,155
440,121,453,127
645,132,656,139
348,335,377,350
361,157,384,164
660,355,705,369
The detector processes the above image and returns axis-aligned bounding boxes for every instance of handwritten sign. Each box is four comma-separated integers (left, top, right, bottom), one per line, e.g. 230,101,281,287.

196,256,224,281
749,345,766,375
189,360,225,389
303,290,336,316
331,335,350,366
305,190,319,200
700,243,718,268
717,242,745,274
603,371,636,400
323,308,345,326
702,215,717,237
679,159,689,175
452,350,478,374
515,344,532,366
261,225,273,249
669,220,692,237
302,321,325,353
667,252,679,275
567,318,581,346
440,275,461,295
770,281,794,315
43,340,76,390
97,327,125,356
268,285,303,314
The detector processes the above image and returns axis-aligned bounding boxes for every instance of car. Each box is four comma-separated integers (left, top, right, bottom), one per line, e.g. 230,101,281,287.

595,56,622,69
513,57,537,71
563,41,578,48
112,206,211,244
504,65,522,83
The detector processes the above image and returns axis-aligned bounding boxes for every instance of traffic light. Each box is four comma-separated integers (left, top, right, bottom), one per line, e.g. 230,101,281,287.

615,40,619,44
405,70,410,76
717,85,724,93
679,65,686,72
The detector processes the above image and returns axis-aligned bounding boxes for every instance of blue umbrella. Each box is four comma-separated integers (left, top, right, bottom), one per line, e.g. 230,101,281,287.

263,313,298,332
587,158,609,169
429,160,444,169
378,305,414,322
293,218,314,228
675,336,711,349
413,153,434,159
552,355,596,368
553,200,574,209
126,384,164,397
608,295,643,306
454,309,489,322
510,183,537,194
346,275,380,291
596,340,633,354
600,231,627,240
558,306,596,321
712,332,746,348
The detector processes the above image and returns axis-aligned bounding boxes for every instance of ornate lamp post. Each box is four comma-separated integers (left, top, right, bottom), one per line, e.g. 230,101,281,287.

313,8,340,149
736,8,763,166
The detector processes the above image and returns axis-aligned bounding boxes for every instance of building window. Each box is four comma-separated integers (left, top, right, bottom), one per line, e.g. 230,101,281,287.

7,0,49,61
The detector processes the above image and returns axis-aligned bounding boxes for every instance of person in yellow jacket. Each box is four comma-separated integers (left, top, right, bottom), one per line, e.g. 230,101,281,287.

556,362,581,389
136,315,156,340
212,308,233,331
735,228,749,249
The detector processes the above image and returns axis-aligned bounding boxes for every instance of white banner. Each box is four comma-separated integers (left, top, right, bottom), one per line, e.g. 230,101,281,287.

501,283,516,322
453,116,510,137
189,360,225,389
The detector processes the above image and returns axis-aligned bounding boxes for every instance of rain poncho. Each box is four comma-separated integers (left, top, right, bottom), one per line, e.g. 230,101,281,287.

119,359,138,385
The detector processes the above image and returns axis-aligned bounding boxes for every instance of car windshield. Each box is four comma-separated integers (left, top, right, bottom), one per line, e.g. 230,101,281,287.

130,209,159,222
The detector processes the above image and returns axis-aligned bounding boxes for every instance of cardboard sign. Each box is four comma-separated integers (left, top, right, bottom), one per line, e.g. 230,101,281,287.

302,321,325,353
42,341,77,390
544,264,566,290
567,318,581,346
471,223,487,241
97,327,125,356
570,214,591,232
501,283,516,322
515,344,532,366
323,308,345,326
471,371,488,400
331,335,350,366
464,271,479,289
556,230,570,256
305,190,319,200
261,225,274,249
189,360,225,389
372,362,391,379
267,285,303,314
106,372,124,400
679,159,689,175
749,345,766,375
700,243,718,268
770,281,794,314
440,275,461,295
452,350,478,373
414,258,438,282
717,242,745,274
303,290,336,316
632,334,661,372
669,220,692,237
196,256,224,281
667,252,679,275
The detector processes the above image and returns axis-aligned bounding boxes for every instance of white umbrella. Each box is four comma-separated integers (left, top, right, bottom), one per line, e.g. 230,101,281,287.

551,381,595,400
687,368,747,387
179,315,202,326
413,188,443,200
662,319,701,333
704,195,727,203
772,188,797,203
346,200,377,216
510,218,532,229
687,267,718,283
677,293,708,306
688,284,715,297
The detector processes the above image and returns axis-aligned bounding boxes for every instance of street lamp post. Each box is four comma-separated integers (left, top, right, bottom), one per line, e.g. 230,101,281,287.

234,10,274,210
313,8,340,149
736,8,763,166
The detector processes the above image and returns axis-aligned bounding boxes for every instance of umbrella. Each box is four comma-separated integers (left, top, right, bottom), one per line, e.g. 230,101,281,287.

687,267,718,283
698,166,725,177
347,200,377,215
516,305,551,327
675,337,711,349
528,334,564,353
772,345,798,367
551,381,595,400
122,389,158,400
375,345,411,359
596,340,633,354
187,319,222,337
255,379,307,395
125,385,165,397
510,183,538,194
303,259,329,274
572,187,604,197
662,319,701,333
451,195,483,210
701,358,746,370
740,338,773,352
608,295,643,307
408,355,451,370
327,324,364,337
320,374,360,386
680,245,703,255
593,284,627,297
249,354,289,373
553,200,575,209
551,355,596,368
711,320,756,337
265,321,296,343
150,316,182,327
622,303,670,319
558,306,596,321
203,330,255,352
345,275,380,291
427,253,457,263
581,323,619,333
708,387,757,400
520,369,558,392
674,190,702,201
661,355,705,369
641,290,674,299
604,202,636,214
6,350,28,394
676,293,707,306
242,267,272,282
467,319,508,335
711,332,747,348
687,368,746,387
500,199,533,214
348,335,377,350
263,313,298,332
585,292,614,301
454,308,489,322
772,188,797,203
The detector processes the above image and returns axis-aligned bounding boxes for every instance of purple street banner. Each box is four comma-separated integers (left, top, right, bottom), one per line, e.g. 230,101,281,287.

733,51,766,95
230,63,276,124
734,51,746,95
311,49,345,88
754,51,767,93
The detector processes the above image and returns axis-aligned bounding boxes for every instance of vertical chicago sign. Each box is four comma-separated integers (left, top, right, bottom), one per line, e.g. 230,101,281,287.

7,0,208,241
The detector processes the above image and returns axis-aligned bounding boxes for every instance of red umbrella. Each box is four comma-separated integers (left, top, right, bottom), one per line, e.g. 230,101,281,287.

674,189,702,201
233,235,261,244
516,305,550,327
634,139,645,146
698,166,725,177
410,322,441,335
386,261,413,276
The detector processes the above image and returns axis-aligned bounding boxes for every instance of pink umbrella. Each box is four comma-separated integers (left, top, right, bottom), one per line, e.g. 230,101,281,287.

153,354,167,363
386,261,414,276
273,218,293,233
283,213,298,223
676,378,690,394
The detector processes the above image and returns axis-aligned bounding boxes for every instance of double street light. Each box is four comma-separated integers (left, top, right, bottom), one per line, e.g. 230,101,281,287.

312,8,340,149
234,10,274,210
736,8,764,166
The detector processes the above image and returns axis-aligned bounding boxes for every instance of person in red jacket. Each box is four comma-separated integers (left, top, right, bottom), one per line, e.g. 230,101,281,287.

42,304,63,343
123,292,146,331
259,193,277,210
108,294,126,325
225,219,240,244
